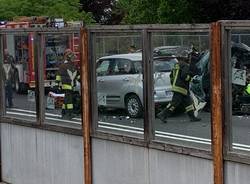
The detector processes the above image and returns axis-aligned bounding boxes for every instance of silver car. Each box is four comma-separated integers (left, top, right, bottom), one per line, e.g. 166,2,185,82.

96,53,176,117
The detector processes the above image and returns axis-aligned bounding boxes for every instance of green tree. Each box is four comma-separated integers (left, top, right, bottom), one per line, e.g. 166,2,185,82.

117,0,161,24
0,0,95,24
157,0,193,23
116,0,193,24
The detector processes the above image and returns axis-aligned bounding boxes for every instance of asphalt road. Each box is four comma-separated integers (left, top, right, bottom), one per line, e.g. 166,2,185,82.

4,93,250,152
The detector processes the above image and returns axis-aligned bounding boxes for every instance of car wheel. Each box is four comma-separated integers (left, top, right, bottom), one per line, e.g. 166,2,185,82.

125,94,143,118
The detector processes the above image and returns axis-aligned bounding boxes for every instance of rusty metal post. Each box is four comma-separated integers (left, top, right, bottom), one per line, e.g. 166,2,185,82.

80,28,92,184
211,22,224,184
34,33,45,125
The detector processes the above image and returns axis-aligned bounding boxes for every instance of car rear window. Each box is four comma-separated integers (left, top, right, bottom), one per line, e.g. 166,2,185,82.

154,58,177,72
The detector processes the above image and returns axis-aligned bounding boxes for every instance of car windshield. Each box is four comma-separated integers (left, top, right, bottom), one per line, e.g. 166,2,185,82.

153,58,177,72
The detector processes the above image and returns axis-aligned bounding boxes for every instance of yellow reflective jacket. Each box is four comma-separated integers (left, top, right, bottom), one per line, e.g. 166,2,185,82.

245,83,250,95
170,61,191,96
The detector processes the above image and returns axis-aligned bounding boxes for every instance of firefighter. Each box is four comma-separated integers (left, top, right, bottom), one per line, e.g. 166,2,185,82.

2,49,15,108
156,55,201,123
128,45,136,53
55,49,80,119
244,74,250,95
188,47,201,77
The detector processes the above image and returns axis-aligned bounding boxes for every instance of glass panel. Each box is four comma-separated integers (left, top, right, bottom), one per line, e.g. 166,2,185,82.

153,32,211,149
1,33,37,121
231,31,250,152
43,32,82,128
94,32,144,137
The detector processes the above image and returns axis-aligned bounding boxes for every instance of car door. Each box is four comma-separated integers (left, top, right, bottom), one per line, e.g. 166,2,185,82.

153,58,176,103
110,59,134,106
96,59,115,107
104,58,136,107
96,58,124,108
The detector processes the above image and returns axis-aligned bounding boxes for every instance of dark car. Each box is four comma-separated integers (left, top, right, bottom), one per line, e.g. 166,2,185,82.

191,42,250,114
153,46,190,57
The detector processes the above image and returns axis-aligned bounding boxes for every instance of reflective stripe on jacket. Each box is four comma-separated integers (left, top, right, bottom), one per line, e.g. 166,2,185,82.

245,84,250,95
170,61,191,96
56,60,79,89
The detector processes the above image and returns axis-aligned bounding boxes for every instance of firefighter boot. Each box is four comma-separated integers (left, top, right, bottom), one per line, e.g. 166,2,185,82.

187,110,201,122
156,107,171,123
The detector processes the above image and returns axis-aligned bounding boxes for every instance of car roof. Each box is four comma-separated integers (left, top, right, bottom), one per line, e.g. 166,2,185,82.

99,53,142,61
154,46,180,50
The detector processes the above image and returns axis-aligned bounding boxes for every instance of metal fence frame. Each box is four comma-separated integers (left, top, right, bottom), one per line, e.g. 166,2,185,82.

0,27,83,134
220,21,250,164
1,23,250,184
87,24,212,157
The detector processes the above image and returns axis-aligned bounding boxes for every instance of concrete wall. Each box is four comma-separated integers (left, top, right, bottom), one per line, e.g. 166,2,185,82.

0,123,84,184
1,123,250,184
92,138,213,184
225,161,250,184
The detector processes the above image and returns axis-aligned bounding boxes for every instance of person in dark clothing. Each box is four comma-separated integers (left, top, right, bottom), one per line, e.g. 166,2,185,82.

2,49,15,108
189,49,201,77
156,55,201,123
55,49,80,119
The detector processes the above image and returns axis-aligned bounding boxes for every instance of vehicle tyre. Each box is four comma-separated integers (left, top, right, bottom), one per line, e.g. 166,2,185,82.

125,94,143,118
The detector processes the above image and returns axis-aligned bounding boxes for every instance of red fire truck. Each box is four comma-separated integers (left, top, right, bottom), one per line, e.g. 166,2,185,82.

1,18,80,93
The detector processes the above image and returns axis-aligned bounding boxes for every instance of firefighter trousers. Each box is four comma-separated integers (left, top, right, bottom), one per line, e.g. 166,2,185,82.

157,92,201,122
62,89,74,116
167,92,194,113
5,80,13,108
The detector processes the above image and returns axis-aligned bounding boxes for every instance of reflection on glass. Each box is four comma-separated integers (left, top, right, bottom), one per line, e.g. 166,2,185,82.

44,33,82,128
153,32,211,149
231,31,250,152
2,33,36,121
95,33,144,136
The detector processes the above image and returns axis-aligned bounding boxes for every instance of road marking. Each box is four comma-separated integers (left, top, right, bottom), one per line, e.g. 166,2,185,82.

99,121,143,131
7,110,81,123
10,108,36,114
233,143,250,151
5,109,250,150
45,117,81,124
99,122,250,150
7,111,36,117
74,118,82,121
232,146,250,152
9,108,82,121
156,130,211,143
233,143,250,149
98,121,211,144
98,125,143,134
10,108,61,117
155,134,211,145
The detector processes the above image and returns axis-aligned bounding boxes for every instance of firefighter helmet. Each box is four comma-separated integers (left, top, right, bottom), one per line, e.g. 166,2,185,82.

64,49,75,61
